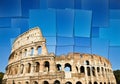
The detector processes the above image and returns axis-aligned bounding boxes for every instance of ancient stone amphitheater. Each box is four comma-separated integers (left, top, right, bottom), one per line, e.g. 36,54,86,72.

3,27,116,84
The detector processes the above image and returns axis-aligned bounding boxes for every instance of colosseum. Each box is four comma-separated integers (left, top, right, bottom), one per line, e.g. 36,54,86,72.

3,27,116,84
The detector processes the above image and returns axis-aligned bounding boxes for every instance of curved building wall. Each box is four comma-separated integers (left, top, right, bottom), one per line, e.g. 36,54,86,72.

3,27,116,84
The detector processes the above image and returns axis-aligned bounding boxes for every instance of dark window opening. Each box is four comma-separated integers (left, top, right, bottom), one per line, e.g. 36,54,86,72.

35,62,40,72
97,67,100,72
34,81,38,84
76,81,82,84
54,80,60,84
94,82,98,84
57,64,61,71
44,61,50,72
89,81,92,84
87,67,91,76
64,63,72,72
27,63,31,73
65,81,72,84
86,60,89,65
43,81,49,84
80,66,85,73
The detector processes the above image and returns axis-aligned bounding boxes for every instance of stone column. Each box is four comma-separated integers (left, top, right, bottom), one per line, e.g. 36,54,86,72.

34,47,38,56
27,48,31,56
72,64,76,73
50,60,56,72
40,61,44,72
18,65,21,75
84,66,87,77
41,42,48,55
61,63,64,71
31,64,35,73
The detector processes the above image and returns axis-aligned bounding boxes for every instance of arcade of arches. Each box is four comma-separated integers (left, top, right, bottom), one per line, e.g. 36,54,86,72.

3,27,116,84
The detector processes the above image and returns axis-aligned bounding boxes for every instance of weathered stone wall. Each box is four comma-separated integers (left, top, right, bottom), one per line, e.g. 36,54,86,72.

3,27,116,84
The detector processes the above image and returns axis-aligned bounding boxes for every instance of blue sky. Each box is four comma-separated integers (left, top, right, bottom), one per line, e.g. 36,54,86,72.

0,0,120,72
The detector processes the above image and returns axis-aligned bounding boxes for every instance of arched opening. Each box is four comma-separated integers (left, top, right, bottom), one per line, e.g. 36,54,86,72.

87,67,91,76
54,80,60,84
92,67,95,76
97,67,100,73
57,64,61,71
20,64,24,74
38,46,41,55
26,81,29,84
30,48,34,56
94,82,98,84
27,63,31,73
44,61,50,72
100,82,102,84
65,81,72,84
24,49,27,56
64,63,72,72
108,82,110,84
76,81,82,84
89,81,92,84
85,60,89,65
35,62,40,72
13,80,15,84
43,81,49,84
80,66,85,73
34,81,38,84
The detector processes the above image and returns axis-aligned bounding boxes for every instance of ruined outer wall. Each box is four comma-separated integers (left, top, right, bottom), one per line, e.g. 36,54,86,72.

3,27,116,84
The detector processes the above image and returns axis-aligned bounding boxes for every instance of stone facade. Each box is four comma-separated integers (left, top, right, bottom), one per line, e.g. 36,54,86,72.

3,27,116,84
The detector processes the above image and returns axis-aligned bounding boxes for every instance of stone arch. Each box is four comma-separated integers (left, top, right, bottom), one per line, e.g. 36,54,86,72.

43,81,49,84
65,81,72,84
94,81,98,84
37,46,41,55
13,80,15,84
24,49,27,56
44,61,50,72
80,66,85,73
57,64,61,71
26,81,29,84
54,80,60,84
64,63,72,72
35,62,40,72
97,67,100,73
76,81,82,84
30,47,34,56
85,60,90,65
20,64,24,74
34,81,38,84
87,67,91,76
27,63,31,73
88,81,92,84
